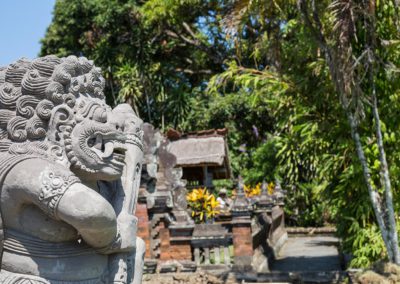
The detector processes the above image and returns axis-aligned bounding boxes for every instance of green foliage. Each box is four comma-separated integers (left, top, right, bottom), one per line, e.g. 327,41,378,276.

242,137,278,184
204,0,400,266
141,0,202,26
40,0,400,267
284,181,331,227
212,179,235,194
41,0,227,129
345,222,386,268
114,63,143,111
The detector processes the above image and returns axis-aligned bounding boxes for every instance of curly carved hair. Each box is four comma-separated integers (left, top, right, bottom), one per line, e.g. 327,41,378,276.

0,55,106,143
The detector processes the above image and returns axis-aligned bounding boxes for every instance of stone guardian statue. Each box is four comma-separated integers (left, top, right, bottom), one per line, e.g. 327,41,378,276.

0,55,145,284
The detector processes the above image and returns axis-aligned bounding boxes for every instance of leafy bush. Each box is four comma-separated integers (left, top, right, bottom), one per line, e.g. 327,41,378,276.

186,188,220,223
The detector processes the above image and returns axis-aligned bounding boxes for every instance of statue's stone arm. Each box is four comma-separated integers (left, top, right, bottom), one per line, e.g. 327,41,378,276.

57,183,118,249
4,158,119,250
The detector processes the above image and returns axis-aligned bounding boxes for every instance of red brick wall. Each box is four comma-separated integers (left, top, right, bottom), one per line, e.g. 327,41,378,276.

232,222,253,270
232,224,253,257
159,227,192,260
159,226,170,260
135,203,151,258
162,241,192,261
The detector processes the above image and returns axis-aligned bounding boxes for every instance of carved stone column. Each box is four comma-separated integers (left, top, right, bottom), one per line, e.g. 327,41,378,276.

139,124,195,264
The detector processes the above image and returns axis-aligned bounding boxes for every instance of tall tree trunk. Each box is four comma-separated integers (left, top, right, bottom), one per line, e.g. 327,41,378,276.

370,74,400,263
297,0,399,263
347,110,394,261
367,0,400,263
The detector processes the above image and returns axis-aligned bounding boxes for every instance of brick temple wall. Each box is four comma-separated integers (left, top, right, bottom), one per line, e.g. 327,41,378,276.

165,240,192,260
232,222,253,270
159,228,192,261
136,203,151,258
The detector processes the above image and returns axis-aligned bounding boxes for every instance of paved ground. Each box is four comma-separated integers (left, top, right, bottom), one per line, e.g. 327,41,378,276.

271,236,341,272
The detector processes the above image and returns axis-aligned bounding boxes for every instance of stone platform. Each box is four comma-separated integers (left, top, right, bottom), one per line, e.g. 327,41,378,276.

272,236,341,272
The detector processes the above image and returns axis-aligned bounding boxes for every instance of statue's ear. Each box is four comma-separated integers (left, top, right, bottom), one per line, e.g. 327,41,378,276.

48,144,70,168
48,105,75,143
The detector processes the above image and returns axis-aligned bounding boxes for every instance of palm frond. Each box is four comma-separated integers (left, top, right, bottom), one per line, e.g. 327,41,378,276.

221,0,252,39
329,0,358,47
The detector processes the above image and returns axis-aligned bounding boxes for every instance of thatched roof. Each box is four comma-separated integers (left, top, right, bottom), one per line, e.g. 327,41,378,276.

166,128,231,179
168,136,226,166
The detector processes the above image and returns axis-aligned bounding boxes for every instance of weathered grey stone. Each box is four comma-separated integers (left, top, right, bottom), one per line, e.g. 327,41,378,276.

231,176,252,216
139,123,192,226
253,181,274,212
0,56,145,283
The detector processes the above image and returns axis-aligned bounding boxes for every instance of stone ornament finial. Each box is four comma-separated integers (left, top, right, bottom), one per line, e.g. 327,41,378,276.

0,55,145,284
231,175,251,215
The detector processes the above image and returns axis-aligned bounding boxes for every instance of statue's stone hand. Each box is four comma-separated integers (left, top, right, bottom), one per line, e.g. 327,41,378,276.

96,212,137,254
117,212,138,251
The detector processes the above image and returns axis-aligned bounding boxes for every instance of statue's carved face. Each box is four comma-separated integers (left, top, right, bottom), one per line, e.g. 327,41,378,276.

63,96,125,180
0,55,143,182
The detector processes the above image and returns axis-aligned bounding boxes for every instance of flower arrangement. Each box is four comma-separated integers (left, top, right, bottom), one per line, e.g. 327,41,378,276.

186,188,220,223
244,183,261,197
267,182,275,195
241,182,275,197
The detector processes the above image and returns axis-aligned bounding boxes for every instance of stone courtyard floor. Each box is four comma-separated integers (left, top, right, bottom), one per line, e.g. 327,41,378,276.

272,235,341,272
143,235,345,283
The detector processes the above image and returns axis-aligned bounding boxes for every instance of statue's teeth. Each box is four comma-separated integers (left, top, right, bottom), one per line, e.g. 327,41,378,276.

102,141,114,158
94,134,102,150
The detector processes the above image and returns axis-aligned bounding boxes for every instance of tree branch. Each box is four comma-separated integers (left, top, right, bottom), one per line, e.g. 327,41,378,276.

175,68,213,75
297,0,328,50
165,26,224,64
182,21,198,39
165,29,179,38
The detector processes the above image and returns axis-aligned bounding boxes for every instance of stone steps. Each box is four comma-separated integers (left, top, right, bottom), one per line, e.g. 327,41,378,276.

242,235,347,283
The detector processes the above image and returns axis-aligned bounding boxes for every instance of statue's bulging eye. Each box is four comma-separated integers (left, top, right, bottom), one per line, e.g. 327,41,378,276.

92,108,107,123
87,137,96,147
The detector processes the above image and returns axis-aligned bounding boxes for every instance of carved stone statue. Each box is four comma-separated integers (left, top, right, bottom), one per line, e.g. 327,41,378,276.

0,56,145,283
139,123,192,225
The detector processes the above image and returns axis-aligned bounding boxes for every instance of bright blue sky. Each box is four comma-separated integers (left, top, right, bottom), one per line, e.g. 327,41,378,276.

0,0,55,67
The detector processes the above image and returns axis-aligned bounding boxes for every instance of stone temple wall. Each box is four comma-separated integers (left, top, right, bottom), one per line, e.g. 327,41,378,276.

137,123,287,274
